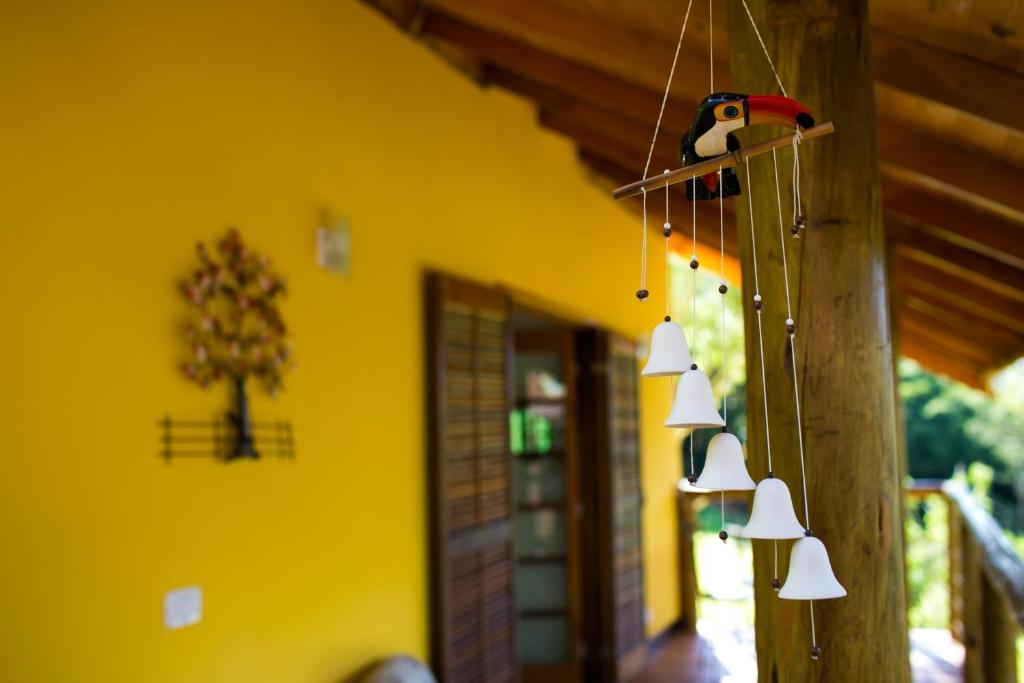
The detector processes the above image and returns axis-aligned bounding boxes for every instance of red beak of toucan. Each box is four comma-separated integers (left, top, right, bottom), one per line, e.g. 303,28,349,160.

746,95,815,129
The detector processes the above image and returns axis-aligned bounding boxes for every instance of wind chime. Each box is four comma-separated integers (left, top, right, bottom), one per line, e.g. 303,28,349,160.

623,0,845,661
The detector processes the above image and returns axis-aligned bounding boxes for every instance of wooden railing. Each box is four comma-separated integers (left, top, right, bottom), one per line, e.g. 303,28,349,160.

676,481,1024,681
908,480,1024,683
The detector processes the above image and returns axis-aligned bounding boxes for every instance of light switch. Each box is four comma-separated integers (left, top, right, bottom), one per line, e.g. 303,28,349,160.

164,586,202,629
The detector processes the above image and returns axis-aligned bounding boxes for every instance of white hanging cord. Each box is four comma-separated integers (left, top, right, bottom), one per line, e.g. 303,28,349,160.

792,129,804,230
687,174,698,484
665,174,672,319
691,175,698,362
718,168,727,424
772,540,780,588
639,189,649,299
708,0,714,93
720,490,726,537
638,0,692,304
771,150,794,315
744,161,773,473
737,0,788,97
689,432,696,480
641,0,694,181
810,602,819,658
771,150,811,531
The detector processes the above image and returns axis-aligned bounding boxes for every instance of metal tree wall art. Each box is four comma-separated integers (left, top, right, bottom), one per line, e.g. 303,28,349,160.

617,0,843,661
180,228,292,459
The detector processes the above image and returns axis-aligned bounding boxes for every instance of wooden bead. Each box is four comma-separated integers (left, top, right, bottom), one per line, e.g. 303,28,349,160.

636,289,649,300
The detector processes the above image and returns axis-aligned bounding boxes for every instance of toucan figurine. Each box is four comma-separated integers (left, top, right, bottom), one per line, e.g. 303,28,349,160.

680,93,815,200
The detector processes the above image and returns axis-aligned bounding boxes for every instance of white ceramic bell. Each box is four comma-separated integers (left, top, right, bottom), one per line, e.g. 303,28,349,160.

779,536,847,600
695,432,756,491
664,368,725,428
642,319,693,377
740,477,806,539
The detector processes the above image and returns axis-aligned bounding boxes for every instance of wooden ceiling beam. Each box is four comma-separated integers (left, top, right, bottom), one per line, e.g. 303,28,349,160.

419,11,694,127
879,125,1024,226
899,313,1001,368
900,337,987,390
411,2,1024,226
870,28,1024,133
538,108,679,182
888,216,1024,303
405,0,1024,146
427,11,1022,205
897,257,1024,335
883,179,1024,268
419,0,711,100
900,304,1021,364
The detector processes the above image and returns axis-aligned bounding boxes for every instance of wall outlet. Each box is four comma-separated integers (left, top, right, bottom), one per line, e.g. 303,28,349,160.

164,586,202,630
316,219,351,276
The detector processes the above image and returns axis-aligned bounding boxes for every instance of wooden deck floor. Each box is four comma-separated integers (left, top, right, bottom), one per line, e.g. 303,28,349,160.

631,627,964,683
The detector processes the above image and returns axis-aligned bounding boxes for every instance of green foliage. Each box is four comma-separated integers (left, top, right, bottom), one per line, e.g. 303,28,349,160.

900,359,1023,532
905,495,950,628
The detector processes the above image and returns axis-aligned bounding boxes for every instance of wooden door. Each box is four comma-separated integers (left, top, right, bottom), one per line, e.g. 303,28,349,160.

426,273,518,683
578,329,647,683
511,329,582,683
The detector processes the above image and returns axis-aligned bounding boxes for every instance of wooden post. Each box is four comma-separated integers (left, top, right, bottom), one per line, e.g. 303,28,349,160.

676,490,699,633
962,525,985,683
982,574,1020,683
727,1,910,680
949,500,965,643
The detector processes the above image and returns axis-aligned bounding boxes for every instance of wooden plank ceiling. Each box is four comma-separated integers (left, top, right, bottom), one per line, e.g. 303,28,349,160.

363,0,1024,389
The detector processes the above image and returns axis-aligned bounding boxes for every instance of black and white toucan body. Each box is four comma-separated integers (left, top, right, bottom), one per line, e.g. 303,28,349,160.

680,93,815,200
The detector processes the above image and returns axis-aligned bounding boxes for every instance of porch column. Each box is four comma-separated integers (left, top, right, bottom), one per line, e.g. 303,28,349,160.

727,1,910,681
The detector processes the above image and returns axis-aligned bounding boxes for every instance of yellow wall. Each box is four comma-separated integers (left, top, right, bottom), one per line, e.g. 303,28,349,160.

0,1,681,680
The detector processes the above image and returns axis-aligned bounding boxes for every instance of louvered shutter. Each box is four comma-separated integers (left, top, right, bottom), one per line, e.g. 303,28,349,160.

427,273,518,683
578,330,646,683
606,336,645,673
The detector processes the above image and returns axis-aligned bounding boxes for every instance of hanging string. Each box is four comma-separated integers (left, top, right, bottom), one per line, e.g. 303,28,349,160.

687,174,698,483
641,0,694,181
772,540,780,590
665,173,672,319
744,162,773,474
638,189,647,294
639,189,649,298
791,129,805,233
720,490,726,541
689,432,696,482
718,168,727,424
810,602,819,658
771,150,811,531
737,0,788,97
691,175,698,362
636,0,692,301
665,175,676,422
771,149,793,314
708,0,714,93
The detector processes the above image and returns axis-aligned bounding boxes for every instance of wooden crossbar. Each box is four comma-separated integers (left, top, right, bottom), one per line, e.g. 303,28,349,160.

611,122,835,200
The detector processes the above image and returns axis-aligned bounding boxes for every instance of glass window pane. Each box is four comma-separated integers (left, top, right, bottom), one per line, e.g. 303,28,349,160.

518,616,570,664
516,565,568,611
